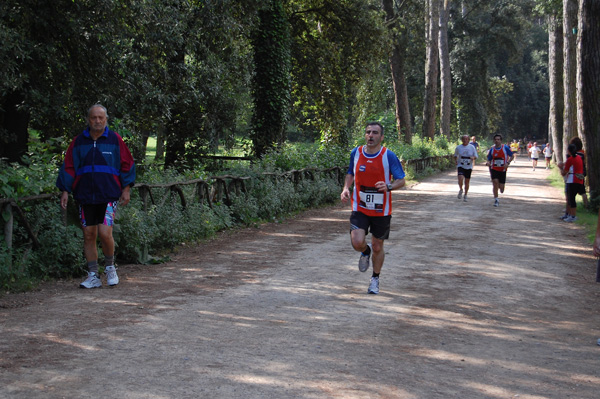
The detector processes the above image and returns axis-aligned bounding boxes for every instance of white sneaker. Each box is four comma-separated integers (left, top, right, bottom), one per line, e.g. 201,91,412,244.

80,272,102,289
564,216,578,223
494,198,499,207
457,189,463,199
105,265,119,286
463,195,467,202
367,276,379,294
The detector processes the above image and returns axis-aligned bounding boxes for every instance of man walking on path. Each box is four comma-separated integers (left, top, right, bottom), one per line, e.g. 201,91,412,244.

57,104,136,289
454,135,478,202
486,134,514,207
340,122,405,294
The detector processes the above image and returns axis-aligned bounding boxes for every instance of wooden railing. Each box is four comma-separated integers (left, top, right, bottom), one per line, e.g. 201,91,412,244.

0,155,454,251
0,167,346,251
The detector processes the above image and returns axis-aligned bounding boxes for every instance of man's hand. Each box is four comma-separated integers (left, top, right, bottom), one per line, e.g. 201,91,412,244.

60,191,69,210
120,186,131,206
340,188,351,203
374,181,388,192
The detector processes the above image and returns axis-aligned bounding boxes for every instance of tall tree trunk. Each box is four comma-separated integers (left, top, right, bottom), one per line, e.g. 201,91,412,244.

251,0,291,156
577,0,600,204
155,125,165,162
438,0,451,139
164,112,186,170
562,0,578,158
382,0,412,143
0,91,30,163
548,13,564,164
164,50,186,170
423,0,440,139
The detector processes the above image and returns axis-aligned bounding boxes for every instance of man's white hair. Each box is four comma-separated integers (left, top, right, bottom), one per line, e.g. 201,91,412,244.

87,104,108,119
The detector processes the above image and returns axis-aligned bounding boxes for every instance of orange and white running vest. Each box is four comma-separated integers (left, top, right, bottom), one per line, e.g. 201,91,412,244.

351,146,392,216
490,145,509,171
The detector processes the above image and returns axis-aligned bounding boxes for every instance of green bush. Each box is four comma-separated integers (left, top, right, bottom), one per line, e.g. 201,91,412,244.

1,139,453,292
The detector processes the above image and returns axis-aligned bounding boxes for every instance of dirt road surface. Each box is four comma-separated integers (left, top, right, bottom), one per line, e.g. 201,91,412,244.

1,160,599,399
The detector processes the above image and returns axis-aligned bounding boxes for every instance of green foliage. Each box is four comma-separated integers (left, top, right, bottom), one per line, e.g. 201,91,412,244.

451,0,545,139
29,204,85,278
0,134,63,199
0,202,84,292
288,0,387,147
251,0,292,158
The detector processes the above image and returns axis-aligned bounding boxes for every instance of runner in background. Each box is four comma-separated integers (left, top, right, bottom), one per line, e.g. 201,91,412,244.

454,135,478,202
486,134,514,207
529,142,542,171
543,143,553,169
470,136,479,152
510,140,520,163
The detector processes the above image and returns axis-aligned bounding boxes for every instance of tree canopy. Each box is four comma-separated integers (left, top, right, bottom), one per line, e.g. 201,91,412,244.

1,0,595,183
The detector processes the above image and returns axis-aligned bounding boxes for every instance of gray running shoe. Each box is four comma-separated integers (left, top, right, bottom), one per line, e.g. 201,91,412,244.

463,195,467,202
494,198,499,207
80,272,102,289
358,245,371,272
457,189,463,199
105,265,119,286
367,276,379,294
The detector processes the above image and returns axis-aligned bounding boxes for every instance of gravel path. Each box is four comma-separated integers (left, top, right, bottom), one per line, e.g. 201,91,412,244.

1,160,599,399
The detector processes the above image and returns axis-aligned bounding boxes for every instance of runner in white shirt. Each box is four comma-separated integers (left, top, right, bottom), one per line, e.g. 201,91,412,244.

528,142,542,171
454,135,478,202
543,143,553,169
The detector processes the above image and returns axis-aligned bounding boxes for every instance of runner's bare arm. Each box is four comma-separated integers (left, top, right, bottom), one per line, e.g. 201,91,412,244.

340,174,354,202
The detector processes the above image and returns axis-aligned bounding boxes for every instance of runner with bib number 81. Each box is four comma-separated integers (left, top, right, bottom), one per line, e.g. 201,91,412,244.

340,122,406,295
485,134,514,207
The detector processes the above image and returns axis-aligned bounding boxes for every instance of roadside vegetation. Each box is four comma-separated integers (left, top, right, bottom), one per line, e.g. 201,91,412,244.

0,130,455,292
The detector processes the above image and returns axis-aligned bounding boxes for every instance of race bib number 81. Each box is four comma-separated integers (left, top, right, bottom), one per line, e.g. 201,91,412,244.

359,188,384,210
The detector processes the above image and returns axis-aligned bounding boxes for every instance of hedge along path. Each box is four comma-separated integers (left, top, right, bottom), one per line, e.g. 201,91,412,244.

0,166,348,253
0,154,453,269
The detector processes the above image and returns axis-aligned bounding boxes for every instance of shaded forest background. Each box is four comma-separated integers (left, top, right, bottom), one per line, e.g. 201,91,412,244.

1,0,555,163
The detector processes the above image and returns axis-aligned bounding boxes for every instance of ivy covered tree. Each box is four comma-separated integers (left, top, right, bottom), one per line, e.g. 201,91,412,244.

251,0,291,158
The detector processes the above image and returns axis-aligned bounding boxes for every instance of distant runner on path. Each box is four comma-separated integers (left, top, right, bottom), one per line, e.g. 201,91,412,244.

486,134,514,207
529,142,541,171
340,122,406,295
454,135,478,202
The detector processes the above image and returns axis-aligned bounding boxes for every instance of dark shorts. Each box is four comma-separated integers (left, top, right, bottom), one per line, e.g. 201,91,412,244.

79,202,118,227
349,211,391,240
457,167,473,179
490,169,507,184
566,184,585,208
532,158,539,161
